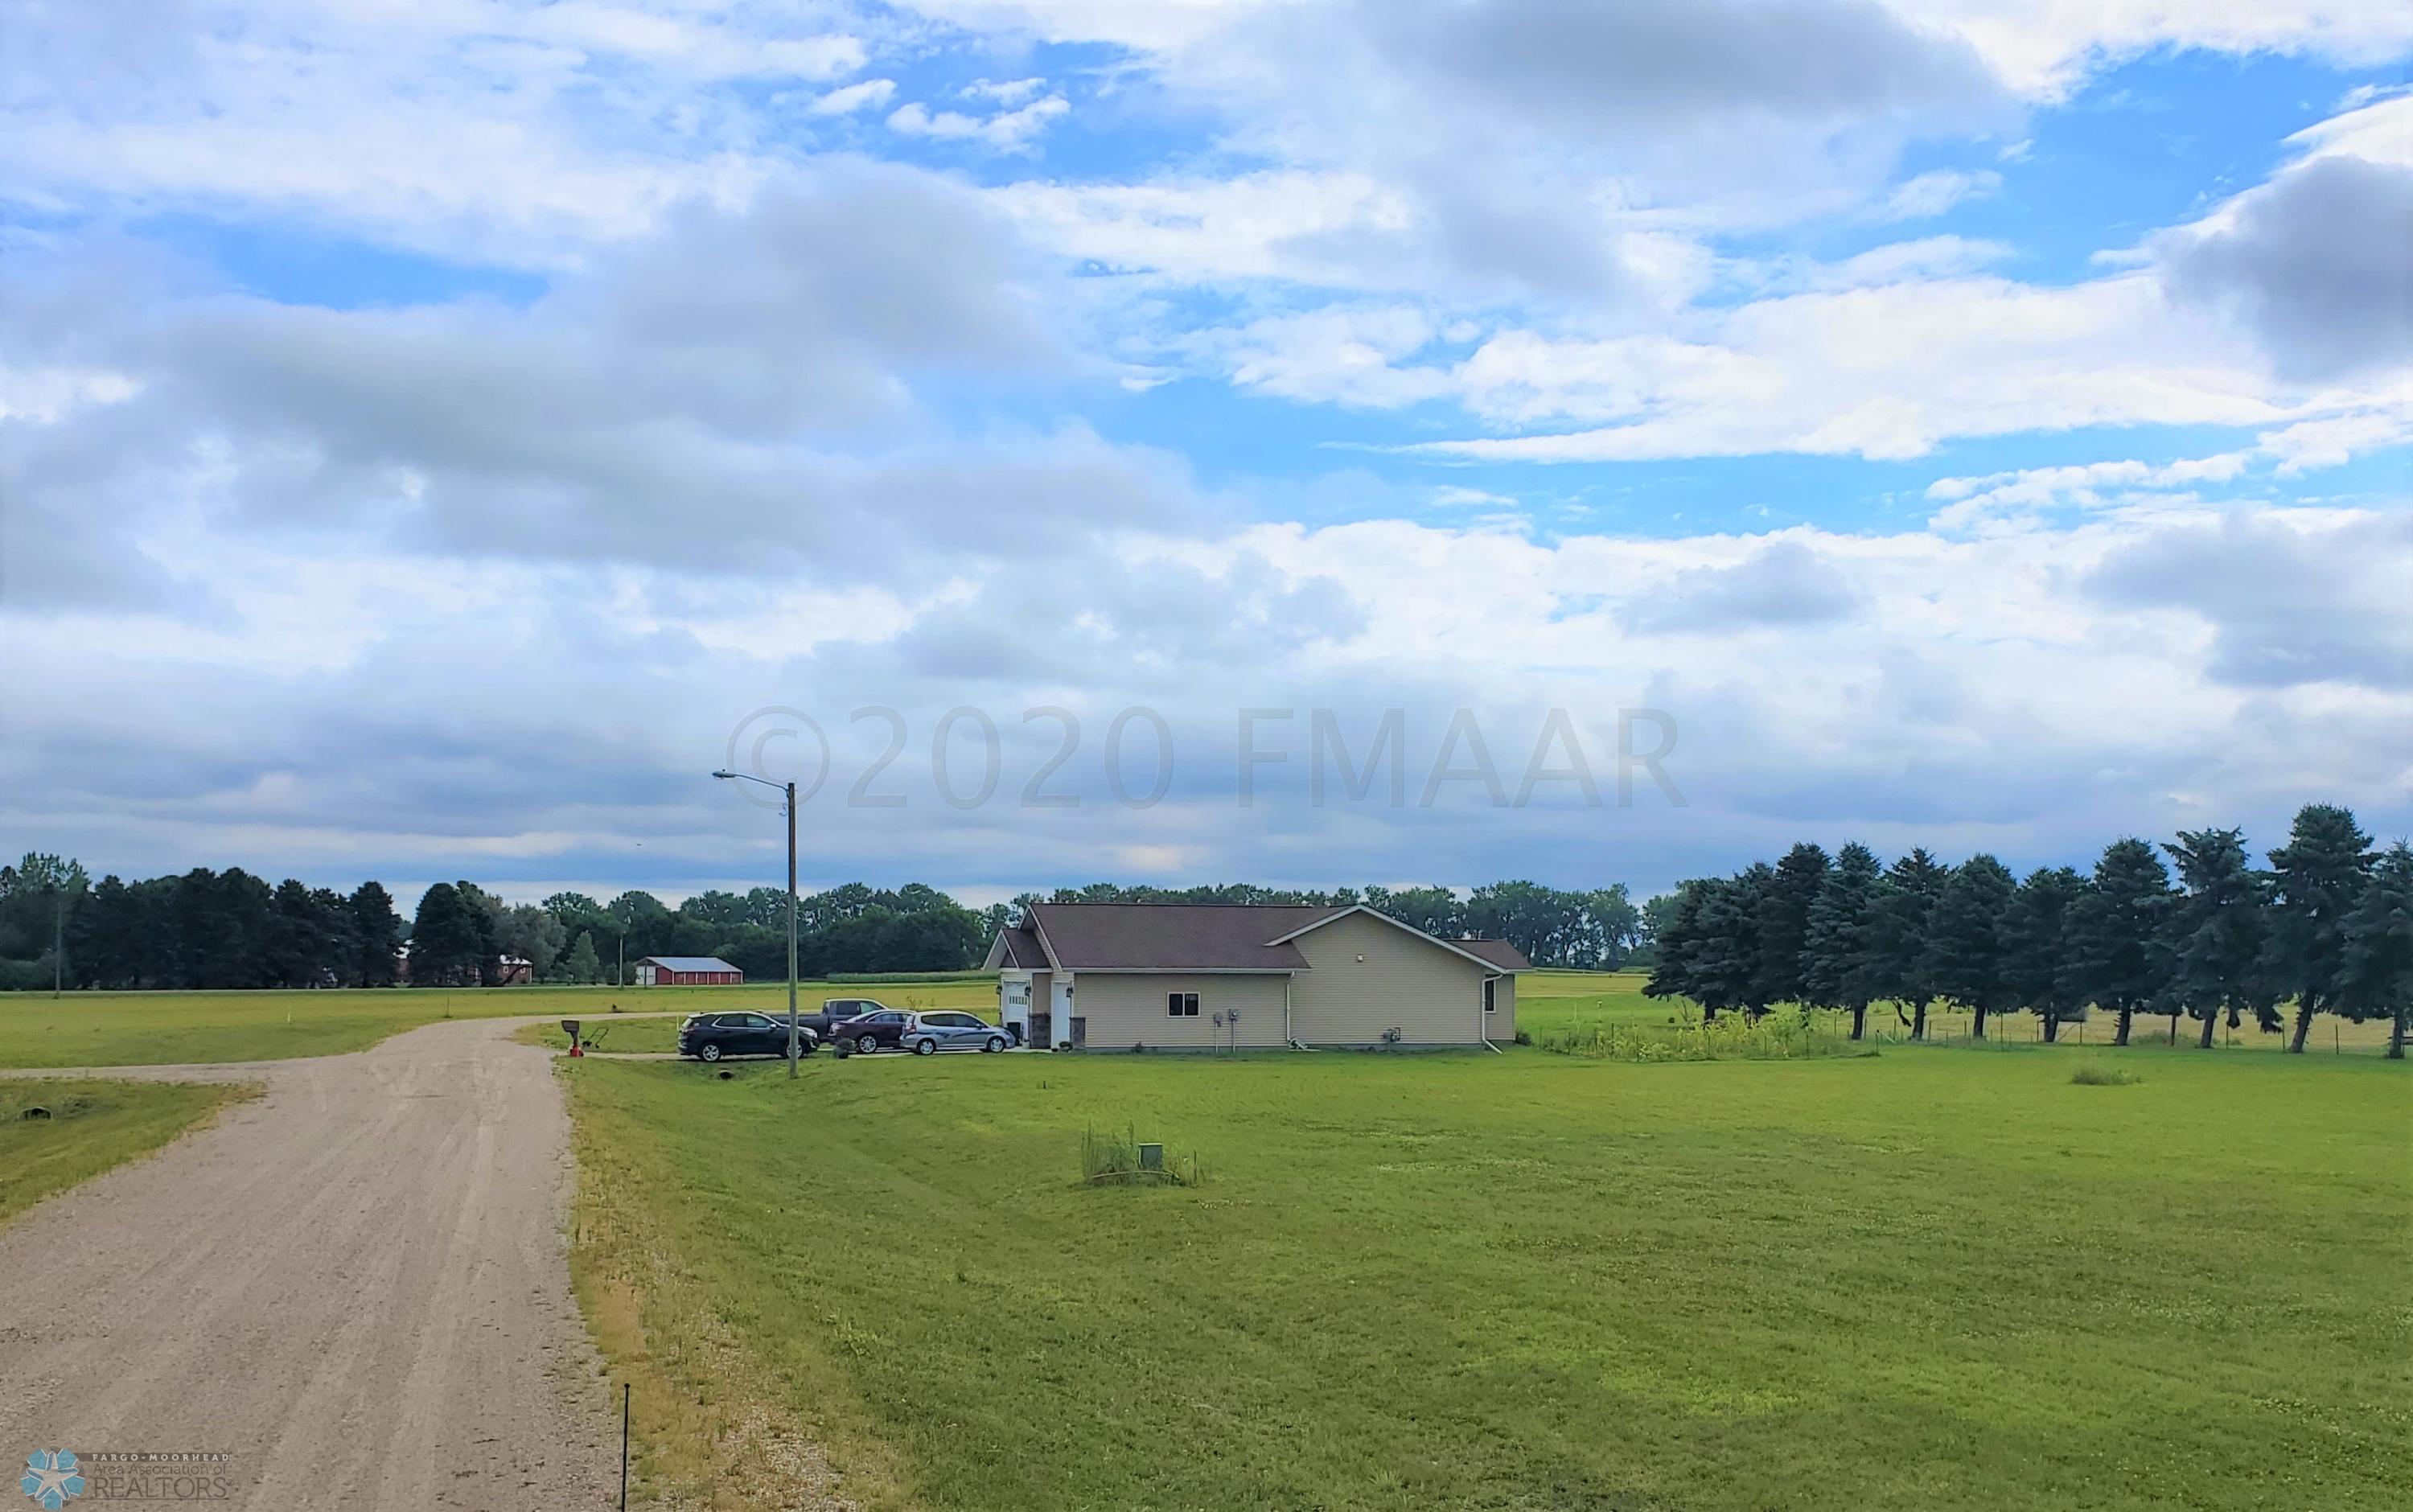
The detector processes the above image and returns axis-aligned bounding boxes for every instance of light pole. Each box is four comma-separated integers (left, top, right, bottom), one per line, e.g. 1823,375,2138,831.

712,769,801,1077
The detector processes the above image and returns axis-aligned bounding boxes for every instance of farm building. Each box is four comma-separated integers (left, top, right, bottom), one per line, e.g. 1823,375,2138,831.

982,902,1528,1050
635,955,743,986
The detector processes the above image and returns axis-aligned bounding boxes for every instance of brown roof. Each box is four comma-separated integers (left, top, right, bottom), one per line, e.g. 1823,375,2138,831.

1022,901,1342,971
1453,939,1532,972
993,902,1532,973
992,927,1046,969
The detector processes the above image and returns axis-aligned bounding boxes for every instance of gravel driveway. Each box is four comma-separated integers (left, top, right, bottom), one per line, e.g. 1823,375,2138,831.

0,1017,619,1509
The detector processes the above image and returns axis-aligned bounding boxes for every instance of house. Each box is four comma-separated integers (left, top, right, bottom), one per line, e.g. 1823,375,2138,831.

982,902,1530,1050
635,955,743,986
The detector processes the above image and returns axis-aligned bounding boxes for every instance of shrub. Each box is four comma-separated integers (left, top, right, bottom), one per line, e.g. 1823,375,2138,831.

2070,1064,2142,1086
1537,1008,1857,1063
1079,1123,1203,1186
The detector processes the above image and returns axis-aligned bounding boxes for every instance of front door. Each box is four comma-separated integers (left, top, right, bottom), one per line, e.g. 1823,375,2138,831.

1050,977,1074,1048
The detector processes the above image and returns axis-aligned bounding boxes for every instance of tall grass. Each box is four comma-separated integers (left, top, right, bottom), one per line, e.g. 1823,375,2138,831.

1537,1008,1860,1062
1079,1123,1203,1186
2070,1064,2142,1086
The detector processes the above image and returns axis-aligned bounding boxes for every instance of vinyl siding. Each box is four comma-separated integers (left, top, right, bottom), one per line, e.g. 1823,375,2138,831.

1288,910,1494,1046
1486,972,1516,1040
1069,972,1293,1050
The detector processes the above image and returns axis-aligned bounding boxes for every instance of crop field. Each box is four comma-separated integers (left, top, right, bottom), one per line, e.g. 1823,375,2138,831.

561,1041,2410,1512
0,978,997,1069
0,1078,258,1222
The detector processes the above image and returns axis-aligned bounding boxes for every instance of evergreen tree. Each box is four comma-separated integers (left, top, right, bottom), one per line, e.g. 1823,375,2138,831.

2011,865,2089,1042
561,930,602,985
2163,828,2269,1050
1755,843,1830,1010
2337,840,2413,1060
68,874,142,988
1804,842,1885,1039
2074,838,2172,1046
2262,803,2374,1054
1642,879,1714,1009
408,882,487,987
1925,855,2019,1038
1692,866,1774,1017
351,881,403,986
1872,848,1947,1037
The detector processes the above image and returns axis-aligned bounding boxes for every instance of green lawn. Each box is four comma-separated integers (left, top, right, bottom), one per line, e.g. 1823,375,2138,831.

561,1045,2411,1511
0,978,999,1069
0,1079,259,1223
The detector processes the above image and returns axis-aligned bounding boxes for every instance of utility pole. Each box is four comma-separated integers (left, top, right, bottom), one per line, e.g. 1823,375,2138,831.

713,769,805,1079
52,885,64,998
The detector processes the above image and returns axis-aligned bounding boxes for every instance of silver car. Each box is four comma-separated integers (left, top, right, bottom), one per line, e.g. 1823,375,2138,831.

902,1011,1011,1055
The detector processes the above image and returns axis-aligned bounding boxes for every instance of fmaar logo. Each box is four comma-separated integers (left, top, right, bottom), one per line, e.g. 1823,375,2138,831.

18,1452,82,1509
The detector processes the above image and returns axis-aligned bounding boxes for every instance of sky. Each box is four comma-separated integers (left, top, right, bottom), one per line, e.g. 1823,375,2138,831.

2,0,2408,910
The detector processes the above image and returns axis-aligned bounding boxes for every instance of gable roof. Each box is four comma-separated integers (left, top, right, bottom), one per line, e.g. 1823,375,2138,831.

1015,901,1343,971
639,955,741,973
982,926,1048,971
1262,902,1528,973
984,902,1535,975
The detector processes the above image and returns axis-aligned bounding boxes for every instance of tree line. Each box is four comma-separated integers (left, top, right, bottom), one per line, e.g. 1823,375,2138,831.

1643,803,2411,1058
0,861,992,990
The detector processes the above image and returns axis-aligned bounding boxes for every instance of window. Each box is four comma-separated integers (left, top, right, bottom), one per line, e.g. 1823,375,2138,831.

1167,992,1200,1017
1483,979,1498,1014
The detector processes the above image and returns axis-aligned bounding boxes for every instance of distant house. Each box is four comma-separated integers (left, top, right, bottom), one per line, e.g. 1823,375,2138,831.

635,955,743,986
982,902,1529,1050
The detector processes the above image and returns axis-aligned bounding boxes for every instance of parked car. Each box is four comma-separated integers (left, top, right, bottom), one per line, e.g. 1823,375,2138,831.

676,1011,819,1062
900,1011,1012,1055
830,1008,915,1054
799,997,890,1041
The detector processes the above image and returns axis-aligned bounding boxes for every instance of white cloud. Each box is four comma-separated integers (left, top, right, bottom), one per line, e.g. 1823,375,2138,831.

963,76,1050,105
811,78,898,115
887,94,1071,150
1877,168,2002,220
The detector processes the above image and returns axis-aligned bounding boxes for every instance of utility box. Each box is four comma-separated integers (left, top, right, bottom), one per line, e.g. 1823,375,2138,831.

1139,1143,1164,1173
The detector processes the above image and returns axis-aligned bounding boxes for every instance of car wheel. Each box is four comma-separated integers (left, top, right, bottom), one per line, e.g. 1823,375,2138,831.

984,1036,1005,1053
699,1043,721,1062
913,1037,937,1055
856,1034,880,1055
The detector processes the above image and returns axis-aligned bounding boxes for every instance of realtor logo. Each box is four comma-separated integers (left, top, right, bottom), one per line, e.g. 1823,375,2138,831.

18,1452,83,1509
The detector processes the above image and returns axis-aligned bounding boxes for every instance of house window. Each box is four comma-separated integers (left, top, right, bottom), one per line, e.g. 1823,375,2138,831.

1167,992,1200,1017
1483,978,1498,1014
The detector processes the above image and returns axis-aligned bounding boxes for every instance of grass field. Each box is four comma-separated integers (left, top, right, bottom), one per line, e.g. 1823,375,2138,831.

0,978,997,1068
0,1078,259,1223
561,1043,2410,1511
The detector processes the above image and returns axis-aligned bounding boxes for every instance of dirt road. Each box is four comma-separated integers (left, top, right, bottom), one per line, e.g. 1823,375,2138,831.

0,1018,619,1509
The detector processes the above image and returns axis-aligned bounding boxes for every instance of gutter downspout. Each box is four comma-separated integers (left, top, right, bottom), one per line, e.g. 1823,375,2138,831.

1285,972,1294,1047
1479,974,1503,1054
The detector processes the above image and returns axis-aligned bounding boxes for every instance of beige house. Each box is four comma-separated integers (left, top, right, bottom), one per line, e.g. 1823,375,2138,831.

982,902,1529,1050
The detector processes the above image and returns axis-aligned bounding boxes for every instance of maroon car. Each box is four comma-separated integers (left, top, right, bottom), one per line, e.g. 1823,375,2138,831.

830,1007,914,1054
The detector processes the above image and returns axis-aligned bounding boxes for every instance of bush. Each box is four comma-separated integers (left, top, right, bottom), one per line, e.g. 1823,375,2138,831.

1537,1008,1859,1062
1079,1123,1203,1186
2070,1064,2142,1086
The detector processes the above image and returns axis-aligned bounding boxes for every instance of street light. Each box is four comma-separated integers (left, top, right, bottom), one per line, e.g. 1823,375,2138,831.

711,768,801,1077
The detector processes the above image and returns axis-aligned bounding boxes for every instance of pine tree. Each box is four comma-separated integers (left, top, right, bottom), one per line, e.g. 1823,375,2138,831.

1643,879,1714,1008
562,930,602,986
2011,865,2089,1042
2263,803,2374,1054
408,882,487,987
1805,843,1884,1039
2337,840,2413,1060
1755,843,1830,1012
2074,839,2171,1046
1925,855,2019,1038
1872,848,1946,1037
2163,828,2268,1050
351,881,403,986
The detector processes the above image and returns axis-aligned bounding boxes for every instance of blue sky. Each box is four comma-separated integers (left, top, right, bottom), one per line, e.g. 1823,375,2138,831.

2,1,2407,909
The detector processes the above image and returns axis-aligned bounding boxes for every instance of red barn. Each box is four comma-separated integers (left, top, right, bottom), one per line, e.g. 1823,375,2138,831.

635,955,744,986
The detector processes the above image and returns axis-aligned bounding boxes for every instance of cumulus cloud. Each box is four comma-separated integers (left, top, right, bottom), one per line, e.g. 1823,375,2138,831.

2156,153,2413,382
810,78,898,115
